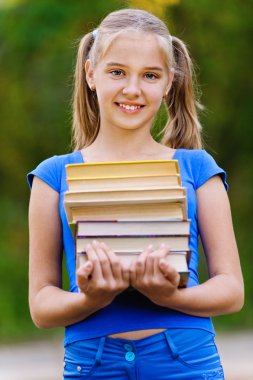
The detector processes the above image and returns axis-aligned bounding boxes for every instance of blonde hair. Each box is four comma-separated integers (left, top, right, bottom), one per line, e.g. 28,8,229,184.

72,8,203,150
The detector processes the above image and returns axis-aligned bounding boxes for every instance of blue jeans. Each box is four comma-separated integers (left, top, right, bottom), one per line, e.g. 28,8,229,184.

63,328,225,379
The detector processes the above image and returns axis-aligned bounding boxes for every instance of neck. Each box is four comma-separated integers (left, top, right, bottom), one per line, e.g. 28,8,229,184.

85,127,163,161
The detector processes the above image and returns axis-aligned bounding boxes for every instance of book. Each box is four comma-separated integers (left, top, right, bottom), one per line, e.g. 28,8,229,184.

76,250,190,288
74,220,191,237
64,195,187,223
75,234,190,253
65,195,186,208
66,159,180,179
67,174,182,192
64,187,186,203
68,201,187,223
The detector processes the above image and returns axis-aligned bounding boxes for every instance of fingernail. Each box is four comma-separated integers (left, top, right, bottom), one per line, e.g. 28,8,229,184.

159,259,166,268
85,262,92,270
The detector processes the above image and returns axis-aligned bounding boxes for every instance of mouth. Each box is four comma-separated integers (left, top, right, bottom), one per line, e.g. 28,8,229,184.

115,102,145,112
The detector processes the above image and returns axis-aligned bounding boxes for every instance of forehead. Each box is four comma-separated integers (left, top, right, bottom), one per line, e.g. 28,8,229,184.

99,31,168,68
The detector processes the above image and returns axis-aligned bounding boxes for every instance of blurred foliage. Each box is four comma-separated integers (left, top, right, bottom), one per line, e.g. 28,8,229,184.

0,0,252,342
128,0,180,17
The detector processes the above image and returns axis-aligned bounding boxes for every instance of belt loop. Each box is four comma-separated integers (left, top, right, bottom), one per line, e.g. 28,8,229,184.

95,337,106,364
164,330,179,359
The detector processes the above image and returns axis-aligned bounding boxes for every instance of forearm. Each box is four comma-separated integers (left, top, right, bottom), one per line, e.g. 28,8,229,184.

154,274,244,317
29,286,102,329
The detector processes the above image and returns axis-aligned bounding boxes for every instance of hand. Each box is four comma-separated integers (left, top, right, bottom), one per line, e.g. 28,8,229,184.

76,241,130,309
130,244,180,306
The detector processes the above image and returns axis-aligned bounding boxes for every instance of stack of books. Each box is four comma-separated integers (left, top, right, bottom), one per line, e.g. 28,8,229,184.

64,160,191,287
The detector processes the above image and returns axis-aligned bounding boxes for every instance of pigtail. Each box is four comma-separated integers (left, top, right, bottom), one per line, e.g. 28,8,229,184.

72,32,100,150
161,36,203,149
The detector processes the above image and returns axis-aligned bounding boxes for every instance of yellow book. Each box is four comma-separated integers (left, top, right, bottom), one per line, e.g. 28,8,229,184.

66,159,180,179
68,201,187,223
64,187,186,202
64,196,187,223
67,174,182,191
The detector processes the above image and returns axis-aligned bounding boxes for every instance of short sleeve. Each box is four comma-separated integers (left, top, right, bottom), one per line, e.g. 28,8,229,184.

27,155,62,193
196,150,228,191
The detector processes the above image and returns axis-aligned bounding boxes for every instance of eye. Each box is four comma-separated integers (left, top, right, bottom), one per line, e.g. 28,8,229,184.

110,69,124,77
144,73,159,80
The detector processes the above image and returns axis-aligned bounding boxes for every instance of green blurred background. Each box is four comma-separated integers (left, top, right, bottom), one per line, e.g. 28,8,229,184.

0,0,252,343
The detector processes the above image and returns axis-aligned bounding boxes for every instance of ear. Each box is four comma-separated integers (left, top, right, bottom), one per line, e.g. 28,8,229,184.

84,59,95,89
164,68,175,96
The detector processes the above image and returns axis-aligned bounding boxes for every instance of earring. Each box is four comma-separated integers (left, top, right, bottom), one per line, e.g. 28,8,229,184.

90,84,96,91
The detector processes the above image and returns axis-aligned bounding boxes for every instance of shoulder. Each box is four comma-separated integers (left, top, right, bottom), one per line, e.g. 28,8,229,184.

175,148,214,172
176,148,211,162
27,151,82,192
176,149,228,190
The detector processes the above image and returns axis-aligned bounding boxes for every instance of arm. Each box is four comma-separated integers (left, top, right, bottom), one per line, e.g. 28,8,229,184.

130,175,244,317
29,177,129,329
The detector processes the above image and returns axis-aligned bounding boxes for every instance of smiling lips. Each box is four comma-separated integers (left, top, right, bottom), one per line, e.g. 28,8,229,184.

116,102,144,113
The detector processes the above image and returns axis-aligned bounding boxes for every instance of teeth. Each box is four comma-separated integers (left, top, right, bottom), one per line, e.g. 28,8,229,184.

119,103,141,110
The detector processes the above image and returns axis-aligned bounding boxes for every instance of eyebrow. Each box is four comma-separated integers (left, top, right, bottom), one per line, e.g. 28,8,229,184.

106,62,164,71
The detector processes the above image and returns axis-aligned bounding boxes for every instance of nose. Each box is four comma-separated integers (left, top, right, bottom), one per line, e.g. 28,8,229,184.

122,77,141,98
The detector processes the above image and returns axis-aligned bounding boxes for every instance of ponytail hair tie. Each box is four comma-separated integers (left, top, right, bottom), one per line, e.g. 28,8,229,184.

92,29,98,39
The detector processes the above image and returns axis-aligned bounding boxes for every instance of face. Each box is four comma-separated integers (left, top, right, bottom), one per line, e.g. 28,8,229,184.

85,32,174,134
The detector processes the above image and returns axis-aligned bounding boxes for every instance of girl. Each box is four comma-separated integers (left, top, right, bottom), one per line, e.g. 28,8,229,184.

27,8,244,380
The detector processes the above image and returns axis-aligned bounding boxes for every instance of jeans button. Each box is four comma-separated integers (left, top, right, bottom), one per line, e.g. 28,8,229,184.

125,351,135,362
124,343,133,351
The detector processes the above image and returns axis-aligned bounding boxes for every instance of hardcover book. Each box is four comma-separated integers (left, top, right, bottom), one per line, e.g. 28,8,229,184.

73,219,191,237
66,159,180,179
68,201,187,223
75,234,190,254
67,174,182,192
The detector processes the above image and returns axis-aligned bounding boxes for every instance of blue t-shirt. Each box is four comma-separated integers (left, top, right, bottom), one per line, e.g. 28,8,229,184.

27,149,228,345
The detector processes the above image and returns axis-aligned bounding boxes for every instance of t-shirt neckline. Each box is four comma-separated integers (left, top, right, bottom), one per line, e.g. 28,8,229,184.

76,149,179,163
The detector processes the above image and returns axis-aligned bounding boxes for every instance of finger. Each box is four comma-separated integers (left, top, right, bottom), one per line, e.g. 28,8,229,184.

145,248,156,277
135,244,153,277
156,243,170,258
121,260,130,284
86,241,103,279
152,244,170,278
159,259,180,287
92,240,113,279
76,261,94,290
130,259,137,284
76,260,93,279
145,244,168,277
100,242,122,279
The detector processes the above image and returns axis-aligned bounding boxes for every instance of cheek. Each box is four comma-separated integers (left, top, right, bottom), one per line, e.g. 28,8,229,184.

95,85,110,102
148,87,165,104
96,82,120,98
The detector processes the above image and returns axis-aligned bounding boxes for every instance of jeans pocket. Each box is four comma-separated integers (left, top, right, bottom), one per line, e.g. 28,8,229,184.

63,358,96,379
63,337,105,379
166,329,222,372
